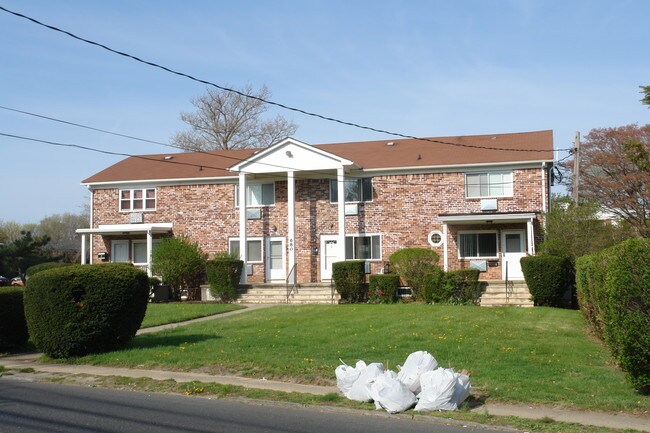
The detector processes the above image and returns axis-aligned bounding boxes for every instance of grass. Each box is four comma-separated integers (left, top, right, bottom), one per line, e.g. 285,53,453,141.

140,302,243,328
67,304,649,413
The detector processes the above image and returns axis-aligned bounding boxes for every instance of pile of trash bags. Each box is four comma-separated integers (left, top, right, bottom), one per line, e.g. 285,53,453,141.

335,350,470,414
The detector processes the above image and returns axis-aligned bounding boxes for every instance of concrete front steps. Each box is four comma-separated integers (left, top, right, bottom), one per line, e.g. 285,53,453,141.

237,282,340,304
479,280,534,307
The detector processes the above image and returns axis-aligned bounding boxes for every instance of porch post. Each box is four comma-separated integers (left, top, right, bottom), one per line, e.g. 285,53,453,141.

80,234,87,265
146,228,153,277
239,172,248,284
337,167,346,262
527,218,535,255
287,171,296,284
442,223,448,271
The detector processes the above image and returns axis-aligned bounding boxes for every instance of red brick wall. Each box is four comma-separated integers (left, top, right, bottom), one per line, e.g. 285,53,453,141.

90,167,547,283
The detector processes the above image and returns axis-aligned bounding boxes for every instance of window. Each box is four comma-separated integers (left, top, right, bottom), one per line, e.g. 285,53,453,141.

330,178,372,203
345,234,381,260
465,171,513,198
235,183,275,207
132,240,162,265
229,238,263,263
427,230,444,247
120,188,156,211
458,232,498,258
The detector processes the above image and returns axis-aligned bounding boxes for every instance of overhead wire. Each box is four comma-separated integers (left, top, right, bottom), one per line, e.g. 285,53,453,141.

0,5,570,154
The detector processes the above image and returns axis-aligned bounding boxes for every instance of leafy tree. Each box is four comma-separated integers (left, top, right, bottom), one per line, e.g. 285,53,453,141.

172,84,298,151
564,124,650,237
641,85,650,106
0,221,23,245
0,231,53,278
32,212,89,260
151,237,205,298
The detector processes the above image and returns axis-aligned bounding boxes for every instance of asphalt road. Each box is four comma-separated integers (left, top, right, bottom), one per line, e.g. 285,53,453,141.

0,378,510,433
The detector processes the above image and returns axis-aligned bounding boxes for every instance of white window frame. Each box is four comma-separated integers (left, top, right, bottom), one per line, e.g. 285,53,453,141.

228,237,264,263
119,188,157,212
345,233,382,261
330,178,373,203
457,230,499,259
427,230,444,247
131,239,162,265
234,183,275,207
465,171,513,199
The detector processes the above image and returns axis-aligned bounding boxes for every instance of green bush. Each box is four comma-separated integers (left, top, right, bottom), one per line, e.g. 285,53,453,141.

333,261,366,303
422,267,447,303
0,287,29,351
26,261,73,277
521,255,572,307
389,248,439,301
206,252,243,303
23,263,149,358
443,269,482,305
368,274,399,304
576,238,650,394
151,237,205,299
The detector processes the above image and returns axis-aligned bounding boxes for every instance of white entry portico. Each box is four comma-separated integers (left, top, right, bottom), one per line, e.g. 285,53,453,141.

229,138,356,284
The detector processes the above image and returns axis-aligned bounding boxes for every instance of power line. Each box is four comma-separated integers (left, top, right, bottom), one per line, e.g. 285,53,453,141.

0,5,567,154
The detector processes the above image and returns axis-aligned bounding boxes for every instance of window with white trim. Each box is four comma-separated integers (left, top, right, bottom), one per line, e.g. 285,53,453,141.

132,239,162,265
120,188,156,211
345,234,381,260
235,183,275,207
229,238,263,263
330,178,372,203
458,232,498,258
465,171,513,198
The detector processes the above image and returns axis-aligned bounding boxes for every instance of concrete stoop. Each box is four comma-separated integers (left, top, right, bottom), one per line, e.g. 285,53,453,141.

479,280,534,307
237,283,339,304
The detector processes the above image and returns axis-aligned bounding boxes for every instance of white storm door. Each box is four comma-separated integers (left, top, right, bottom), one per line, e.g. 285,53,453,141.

111,240,129,263
266,237,286,281
320,235,339,281
501,230,526,280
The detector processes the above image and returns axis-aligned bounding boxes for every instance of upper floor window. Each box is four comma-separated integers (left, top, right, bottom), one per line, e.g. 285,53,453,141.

120,188,156,211
235,183,275,207
465,171,513,198
330,178,372,203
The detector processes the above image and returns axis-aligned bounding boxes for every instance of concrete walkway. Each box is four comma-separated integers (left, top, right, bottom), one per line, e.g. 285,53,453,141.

2,304,648,432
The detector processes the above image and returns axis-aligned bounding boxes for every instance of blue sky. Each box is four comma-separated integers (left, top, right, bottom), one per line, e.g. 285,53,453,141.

1,0,648,223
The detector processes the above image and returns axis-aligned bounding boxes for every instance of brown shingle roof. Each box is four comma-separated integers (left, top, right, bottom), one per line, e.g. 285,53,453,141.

82,130,553,184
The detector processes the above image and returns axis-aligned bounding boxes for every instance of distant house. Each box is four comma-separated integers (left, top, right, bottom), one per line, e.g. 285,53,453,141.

77,130,554,287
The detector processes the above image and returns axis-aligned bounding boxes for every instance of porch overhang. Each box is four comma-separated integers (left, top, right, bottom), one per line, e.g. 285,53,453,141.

76,223,173,236
438,212,537,225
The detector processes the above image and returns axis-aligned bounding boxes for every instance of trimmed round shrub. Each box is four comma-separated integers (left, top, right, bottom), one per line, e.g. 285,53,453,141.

206,254,243,303
332,261,366,303
24,263,149,358
151,237,205,299
368,274,399,304
0,287,29,351
26,261,73,277
521,255,572,307
389,248,439,302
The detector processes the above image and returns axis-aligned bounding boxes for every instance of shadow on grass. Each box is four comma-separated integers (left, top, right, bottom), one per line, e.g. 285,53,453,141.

128,332,220,350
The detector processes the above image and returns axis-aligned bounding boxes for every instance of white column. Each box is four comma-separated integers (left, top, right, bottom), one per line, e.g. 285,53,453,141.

337,167,346,262
527,218,535,255
80,234,87,265
239,172,248,284
287,171,296,284
146,229,153,277
442,223,448,271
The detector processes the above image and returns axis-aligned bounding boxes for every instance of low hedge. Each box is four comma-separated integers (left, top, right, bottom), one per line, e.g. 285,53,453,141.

206,255,243,303
389,248,439,301
333,261,366,303
0,287,29,351
368,274,399,304
423,268,481,305
422,267,447,303
576,238,650,394
521,255,573,307
24,263,149,358
26,261,73,277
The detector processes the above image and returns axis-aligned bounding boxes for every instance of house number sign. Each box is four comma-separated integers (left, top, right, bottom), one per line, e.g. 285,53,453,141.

289,238,294,251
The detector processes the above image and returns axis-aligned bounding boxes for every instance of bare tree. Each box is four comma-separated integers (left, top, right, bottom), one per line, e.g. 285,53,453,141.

172,84,298,151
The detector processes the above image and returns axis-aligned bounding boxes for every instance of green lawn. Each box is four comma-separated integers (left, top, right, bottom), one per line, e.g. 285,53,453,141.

74,304,649,412
140,303,243,328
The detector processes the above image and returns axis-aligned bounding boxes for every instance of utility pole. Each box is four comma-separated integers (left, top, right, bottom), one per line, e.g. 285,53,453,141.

573,131,580,205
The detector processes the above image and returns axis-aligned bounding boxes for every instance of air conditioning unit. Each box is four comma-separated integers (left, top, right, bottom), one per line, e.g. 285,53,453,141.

130,212,144,223
345,204,359,216
469,260,487,272
246,208,261,220
480,199,498,211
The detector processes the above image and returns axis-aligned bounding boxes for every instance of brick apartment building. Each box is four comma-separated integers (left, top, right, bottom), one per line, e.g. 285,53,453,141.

77,130,554,286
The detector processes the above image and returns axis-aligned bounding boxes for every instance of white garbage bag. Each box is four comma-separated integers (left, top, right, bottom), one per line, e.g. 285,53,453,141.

369,371,417,413
414,368,471,411
346,362,384,402
335,360,366,396
396,350,438,394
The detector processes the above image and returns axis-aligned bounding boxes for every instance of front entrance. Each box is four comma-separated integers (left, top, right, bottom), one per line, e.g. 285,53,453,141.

501,230,526,280
266,237,286,281
320,235,339,281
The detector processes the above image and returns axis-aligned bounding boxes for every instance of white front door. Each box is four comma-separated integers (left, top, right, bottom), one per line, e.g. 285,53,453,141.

320,235,339,281
111,240,129,263
266,237,286,281
501,230,526,280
